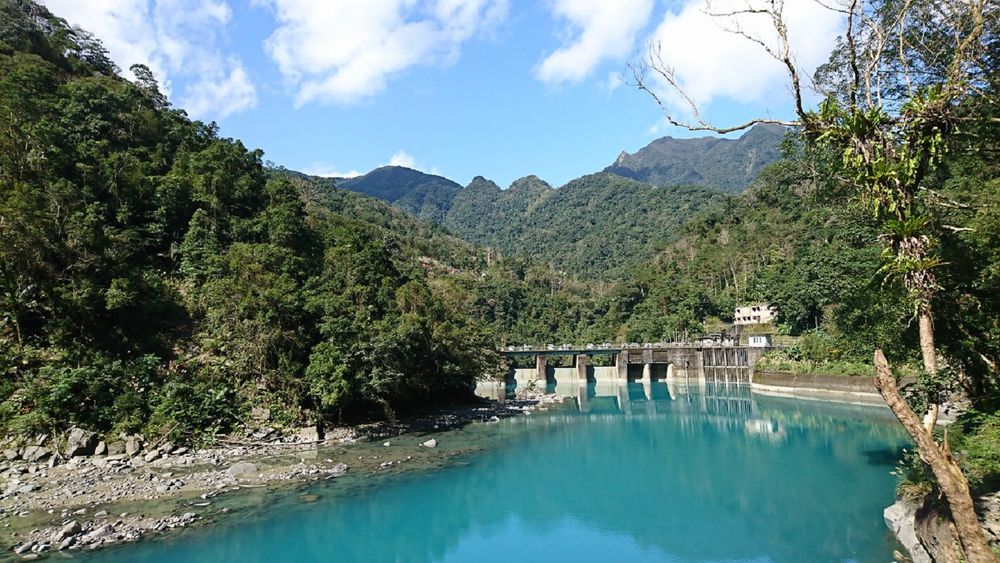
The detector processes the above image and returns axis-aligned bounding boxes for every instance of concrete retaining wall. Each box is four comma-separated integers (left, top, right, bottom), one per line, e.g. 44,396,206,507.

751,371,884,404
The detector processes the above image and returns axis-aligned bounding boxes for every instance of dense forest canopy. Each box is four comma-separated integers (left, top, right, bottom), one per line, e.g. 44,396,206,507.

0,0,997,463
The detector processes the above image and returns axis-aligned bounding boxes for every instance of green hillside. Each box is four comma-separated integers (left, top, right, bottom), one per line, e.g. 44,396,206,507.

335,166,462,223
604,123,785,193
444,173,730,280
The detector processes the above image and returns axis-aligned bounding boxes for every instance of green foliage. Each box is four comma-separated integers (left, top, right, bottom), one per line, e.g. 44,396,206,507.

0,1,501,441
444,172,731,281
335,166,462,223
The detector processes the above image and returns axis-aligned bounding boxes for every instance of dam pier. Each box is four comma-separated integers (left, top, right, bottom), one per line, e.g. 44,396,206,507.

500,342,768,387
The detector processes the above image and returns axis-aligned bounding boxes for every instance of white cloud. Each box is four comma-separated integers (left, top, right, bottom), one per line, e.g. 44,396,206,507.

537,0,654,85
262,0,509,106
645,0,843,116
40,0,257,120
302,163,363,178
180,63,257,120
304,150,439,178
388,150,419,169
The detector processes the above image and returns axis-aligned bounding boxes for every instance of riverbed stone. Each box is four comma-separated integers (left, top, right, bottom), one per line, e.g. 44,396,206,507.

13,541,34,555
22,446,50,463
297,426,321,442
64,427,97,457
421,439,437,448
226,462,258,478
3,448,19,461
884,499,931,563
94,440,107,456
124,435,143,456
53,520,80,542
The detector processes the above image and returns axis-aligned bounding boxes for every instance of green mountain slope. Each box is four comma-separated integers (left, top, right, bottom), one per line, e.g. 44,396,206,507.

443,173,730,280
335,166,462,222
604,123,785,193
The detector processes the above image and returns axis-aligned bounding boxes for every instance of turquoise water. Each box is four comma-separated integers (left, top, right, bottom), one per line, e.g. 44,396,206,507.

87,383,908,562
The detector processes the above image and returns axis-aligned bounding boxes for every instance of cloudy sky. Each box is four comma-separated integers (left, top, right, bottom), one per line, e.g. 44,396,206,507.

40,0,844,188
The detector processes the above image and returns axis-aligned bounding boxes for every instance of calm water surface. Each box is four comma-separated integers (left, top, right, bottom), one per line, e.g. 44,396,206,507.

86,383,907,562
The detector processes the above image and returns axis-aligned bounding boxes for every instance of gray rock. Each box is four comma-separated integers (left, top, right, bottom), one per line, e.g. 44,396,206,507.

18,483,40,494
22,446,51,463
13,541,34,554
330,463,348,476
94,440,107,456
106,441,125,456
64,427,97,457
125,435,143,456
53,520,81,542
421,439,437,448
82,524,111,543
226,462,258,478
143,449,161,463
884,499,931,563
57,536,75,551
3,448,19,461
297,426,322,442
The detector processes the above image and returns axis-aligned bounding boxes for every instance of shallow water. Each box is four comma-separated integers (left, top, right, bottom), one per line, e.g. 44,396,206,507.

85,382,908,562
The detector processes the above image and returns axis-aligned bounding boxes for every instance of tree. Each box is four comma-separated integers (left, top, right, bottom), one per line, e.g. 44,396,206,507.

633,0,996,559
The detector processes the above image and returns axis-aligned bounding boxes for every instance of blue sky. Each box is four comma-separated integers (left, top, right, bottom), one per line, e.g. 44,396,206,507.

40,1,844,188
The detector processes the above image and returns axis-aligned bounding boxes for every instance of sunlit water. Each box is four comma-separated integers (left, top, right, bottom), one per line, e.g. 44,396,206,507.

85,382,907,562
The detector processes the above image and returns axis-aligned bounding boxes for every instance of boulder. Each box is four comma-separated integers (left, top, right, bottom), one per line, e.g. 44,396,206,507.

330,463,348,476
421,439,437,448
53,520,81,543
106,441,125,456
22,446,51,463
64,427,97,457
297,426,322,442
226,462,258,478
3,449,19,461
124,435,143,456
884,499,931,563
143,449,161,463
93,440,107,456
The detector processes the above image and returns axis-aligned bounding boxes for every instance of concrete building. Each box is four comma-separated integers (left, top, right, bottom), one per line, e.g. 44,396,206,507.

733,303,776,326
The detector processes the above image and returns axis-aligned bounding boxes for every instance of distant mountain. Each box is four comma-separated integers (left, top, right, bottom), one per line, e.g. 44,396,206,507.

335,166,462,223
604,123,786,193
443,173,731,279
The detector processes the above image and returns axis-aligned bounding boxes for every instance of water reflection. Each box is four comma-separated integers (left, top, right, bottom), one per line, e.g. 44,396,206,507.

89,382,908,563
477,380,794,443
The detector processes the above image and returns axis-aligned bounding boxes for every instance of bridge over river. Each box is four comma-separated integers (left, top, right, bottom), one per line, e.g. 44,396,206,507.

499,342,770,386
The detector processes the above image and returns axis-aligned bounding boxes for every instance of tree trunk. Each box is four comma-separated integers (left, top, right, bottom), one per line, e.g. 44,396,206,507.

918,309,940,432
874,350,996,561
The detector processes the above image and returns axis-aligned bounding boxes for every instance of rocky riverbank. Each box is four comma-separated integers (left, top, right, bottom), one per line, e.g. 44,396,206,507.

0,392,567,559
884,489,1000,561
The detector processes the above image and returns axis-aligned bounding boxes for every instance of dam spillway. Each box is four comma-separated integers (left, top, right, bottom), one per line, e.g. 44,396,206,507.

499,343,769,387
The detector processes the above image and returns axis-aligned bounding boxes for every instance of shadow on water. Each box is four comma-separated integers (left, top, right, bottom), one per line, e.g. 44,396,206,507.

85,381,910,563
862,446,908,467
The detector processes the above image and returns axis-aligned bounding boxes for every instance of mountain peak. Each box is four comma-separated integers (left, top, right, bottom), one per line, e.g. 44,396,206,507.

605,124,785,193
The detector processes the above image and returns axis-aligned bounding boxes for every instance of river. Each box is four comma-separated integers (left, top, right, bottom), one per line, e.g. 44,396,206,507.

83,382,907,562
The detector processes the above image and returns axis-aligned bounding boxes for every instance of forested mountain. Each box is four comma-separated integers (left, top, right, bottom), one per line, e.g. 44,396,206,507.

604,123,785,192
335,166,462,223
443,173,730,280
0,1,513,439
2,0,998,456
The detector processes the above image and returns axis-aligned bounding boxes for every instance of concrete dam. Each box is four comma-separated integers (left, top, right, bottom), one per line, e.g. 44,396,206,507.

500,343,768,387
